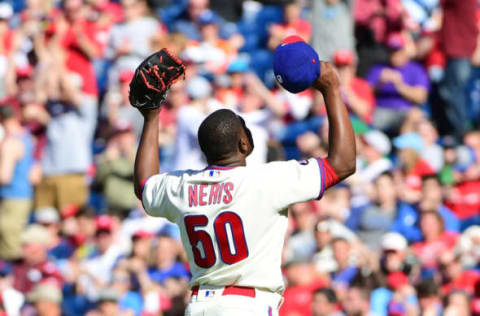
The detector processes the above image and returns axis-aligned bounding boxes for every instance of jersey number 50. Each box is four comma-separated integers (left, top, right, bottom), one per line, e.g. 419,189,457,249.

184,212,249,268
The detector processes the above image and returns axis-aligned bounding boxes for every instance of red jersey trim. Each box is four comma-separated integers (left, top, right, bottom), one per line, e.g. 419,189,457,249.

316,158,339,199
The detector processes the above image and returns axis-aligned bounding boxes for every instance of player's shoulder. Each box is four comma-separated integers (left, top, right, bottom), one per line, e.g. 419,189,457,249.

246,158,318,177
260,158,317,170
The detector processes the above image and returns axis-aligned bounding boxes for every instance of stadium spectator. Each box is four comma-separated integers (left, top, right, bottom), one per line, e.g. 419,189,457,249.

0,105,34,260
79,215,126,300
333,50,375,124
416,279,443,316
103,69,143,139
310,0,354,62
280,259,325,316
13,225,62,293
342,285,370,316
147,235,189,285
366,33,430,134
439,251,480,296
356,129,392,185
285,202,317,263
105,0,161,87
50,0,101,97
392,174,459,242
0,260,24,316
35,61,97,211
353,0,404,76
438,0,479,140
412,211,459,272
24,282,63,316
170,0,237,41
348,172,399,251
311,287,345,316
268,2,312,49
312,220,337,274
444,290,472,316
94,123,137,216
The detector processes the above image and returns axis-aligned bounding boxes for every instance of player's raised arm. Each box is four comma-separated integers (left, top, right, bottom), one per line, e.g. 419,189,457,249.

312,62,356,181
129,49,186,199
133,108,160,199
273,36,356,183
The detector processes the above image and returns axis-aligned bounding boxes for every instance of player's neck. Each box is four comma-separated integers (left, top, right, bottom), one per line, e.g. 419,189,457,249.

208,156,247,168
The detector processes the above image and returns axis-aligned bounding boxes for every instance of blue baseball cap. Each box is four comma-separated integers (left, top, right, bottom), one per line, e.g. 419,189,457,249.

273,35,320,94
393,133,424,153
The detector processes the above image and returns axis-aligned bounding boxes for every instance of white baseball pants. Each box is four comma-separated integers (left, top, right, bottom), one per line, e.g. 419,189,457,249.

185,286,283,316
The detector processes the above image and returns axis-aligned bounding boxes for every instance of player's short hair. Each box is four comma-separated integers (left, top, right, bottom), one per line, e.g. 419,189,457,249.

198,109,251,164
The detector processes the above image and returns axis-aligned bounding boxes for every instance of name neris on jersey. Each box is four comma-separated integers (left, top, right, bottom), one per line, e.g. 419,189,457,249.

188,182,234,207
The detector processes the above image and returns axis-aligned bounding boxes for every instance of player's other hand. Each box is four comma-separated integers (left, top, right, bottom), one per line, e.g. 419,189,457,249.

312,62,340,94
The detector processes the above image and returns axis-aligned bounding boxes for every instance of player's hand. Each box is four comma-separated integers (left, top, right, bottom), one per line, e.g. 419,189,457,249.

312,62,340,94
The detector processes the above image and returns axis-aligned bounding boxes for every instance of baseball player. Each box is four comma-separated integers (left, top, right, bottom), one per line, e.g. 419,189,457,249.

130,37,356,316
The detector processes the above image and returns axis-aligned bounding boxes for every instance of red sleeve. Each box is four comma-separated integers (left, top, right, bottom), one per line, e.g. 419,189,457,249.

316,158,340,199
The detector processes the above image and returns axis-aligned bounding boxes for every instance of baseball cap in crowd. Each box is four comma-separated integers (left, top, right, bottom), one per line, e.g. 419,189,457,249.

386,33,406,50
186,76,212,100
95,215,114,233
315,220,331,233
198,10,217,25
387,271,409,290
132,230,155,240
454,145,476,172
274,35,320,94
227,59,249,73
0,3,13,20
363,130,391,155
441,135,459,149
333,50,355,67
21,224,51,246
381,232,407,252
119,70,134,83
16,65,34,79
60,204,80,218
27,282,63,304
393,133,424,153
35,207,60,225
98,288,120,302
0,260,12,277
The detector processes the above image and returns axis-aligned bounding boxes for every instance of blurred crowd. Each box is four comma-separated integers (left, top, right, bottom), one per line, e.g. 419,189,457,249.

0,0,480,315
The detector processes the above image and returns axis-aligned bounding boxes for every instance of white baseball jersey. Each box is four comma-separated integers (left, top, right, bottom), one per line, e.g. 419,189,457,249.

142,158,327,294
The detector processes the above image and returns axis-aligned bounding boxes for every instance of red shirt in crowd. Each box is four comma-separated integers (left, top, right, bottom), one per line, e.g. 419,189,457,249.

280,280,326,316
412,232,459,269
440,0,479,58
446,180,480,220
346,77,375,123
59,20,102,96
442,270,480,296
354,0,403,43
405,159,435,191
12,261,62,293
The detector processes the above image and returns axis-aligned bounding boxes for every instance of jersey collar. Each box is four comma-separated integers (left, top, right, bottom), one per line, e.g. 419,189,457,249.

205,165,239,170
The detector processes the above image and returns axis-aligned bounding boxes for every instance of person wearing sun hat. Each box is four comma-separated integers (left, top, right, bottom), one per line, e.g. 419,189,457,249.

393,132,435,196
26,282,63,316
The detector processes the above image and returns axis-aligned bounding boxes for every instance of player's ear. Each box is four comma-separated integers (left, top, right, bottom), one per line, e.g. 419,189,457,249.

237,116,254,156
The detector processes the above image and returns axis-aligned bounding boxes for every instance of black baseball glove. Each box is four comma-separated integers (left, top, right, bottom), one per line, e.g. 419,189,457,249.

129,49,186,110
